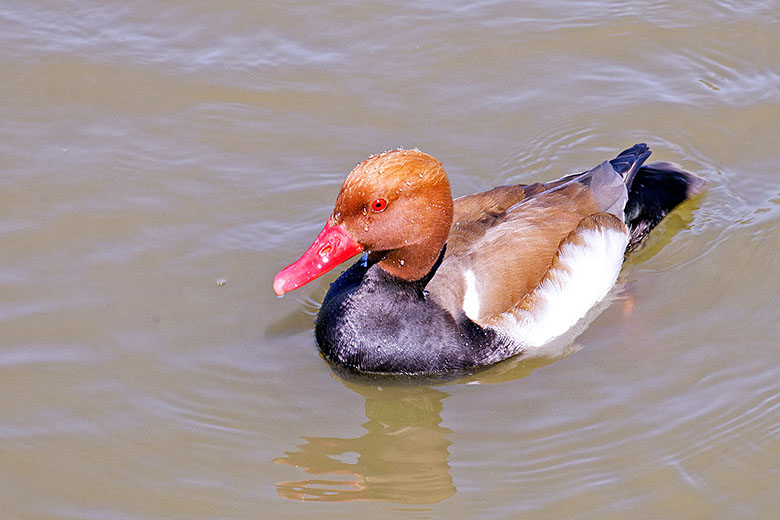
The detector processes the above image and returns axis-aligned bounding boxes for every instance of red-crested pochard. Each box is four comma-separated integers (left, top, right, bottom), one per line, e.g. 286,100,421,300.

273,144,705,375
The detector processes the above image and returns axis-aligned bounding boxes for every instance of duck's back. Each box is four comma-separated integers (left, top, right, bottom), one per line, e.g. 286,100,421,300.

427,153,636,325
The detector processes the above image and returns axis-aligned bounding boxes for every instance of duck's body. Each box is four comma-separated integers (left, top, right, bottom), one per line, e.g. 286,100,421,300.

274,144,705,375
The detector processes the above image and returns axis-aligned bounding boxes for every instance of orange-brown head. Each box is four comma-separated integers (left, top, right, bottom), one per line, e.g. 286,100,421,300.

273,149,454,295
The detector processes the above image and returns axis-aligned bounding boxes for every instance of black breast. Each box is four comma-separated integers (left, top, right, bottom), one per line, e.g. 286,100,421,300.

314,257,513,375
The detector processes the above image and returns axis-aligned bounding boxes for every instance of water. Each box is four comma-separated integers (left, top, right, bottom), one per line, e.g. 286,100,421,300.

1,1,779,518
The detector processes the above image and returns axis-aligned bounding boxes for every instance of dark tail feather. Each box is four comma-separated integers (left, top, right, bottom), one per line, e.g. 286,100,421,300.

625,162,706,251
610,143,652,188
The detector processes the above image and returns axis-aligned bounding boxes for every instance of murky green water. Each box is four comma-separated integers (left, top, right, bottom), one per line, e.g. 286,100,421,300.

2,1,779,518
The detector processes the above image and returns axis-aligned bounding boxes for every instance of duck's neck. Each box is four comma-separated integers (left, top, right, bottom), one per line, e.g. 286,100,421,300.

369,244,447,288
369,234,446,281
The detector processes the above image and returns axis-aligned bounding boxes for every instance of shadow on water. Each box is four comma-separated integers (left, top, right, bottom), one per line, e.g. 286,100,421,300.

273,382,455,504
272,344,574,504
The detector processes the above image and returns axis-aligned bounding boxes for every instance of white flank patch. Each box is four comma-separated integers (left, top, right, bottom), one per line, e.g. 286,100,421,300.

462,268,481,321
497,226,629,348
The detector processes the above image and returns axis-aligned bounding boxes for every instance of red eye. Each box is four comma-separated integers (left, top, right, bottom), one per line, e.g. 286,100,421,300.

371,198,387,212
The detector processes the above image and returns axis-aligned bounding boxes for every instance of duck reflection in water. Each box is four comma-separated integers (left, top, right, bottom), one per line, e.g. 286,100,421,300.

274,381,455,504
273,332,577,503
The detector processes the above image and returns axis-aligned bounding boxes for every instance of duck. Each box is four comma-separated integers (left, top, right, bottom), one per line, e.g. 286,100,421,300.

273,144,705,376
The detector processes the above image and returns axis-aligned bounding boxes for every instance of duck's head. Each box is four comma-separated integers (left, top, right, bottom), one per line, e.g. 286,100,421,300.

273,149,454,296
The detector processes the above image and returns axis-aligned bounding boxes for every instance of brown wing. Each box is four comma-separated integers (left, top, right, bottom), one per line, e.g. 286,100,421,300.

446,175,581,256
451,184,541,224
428,181,601,321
